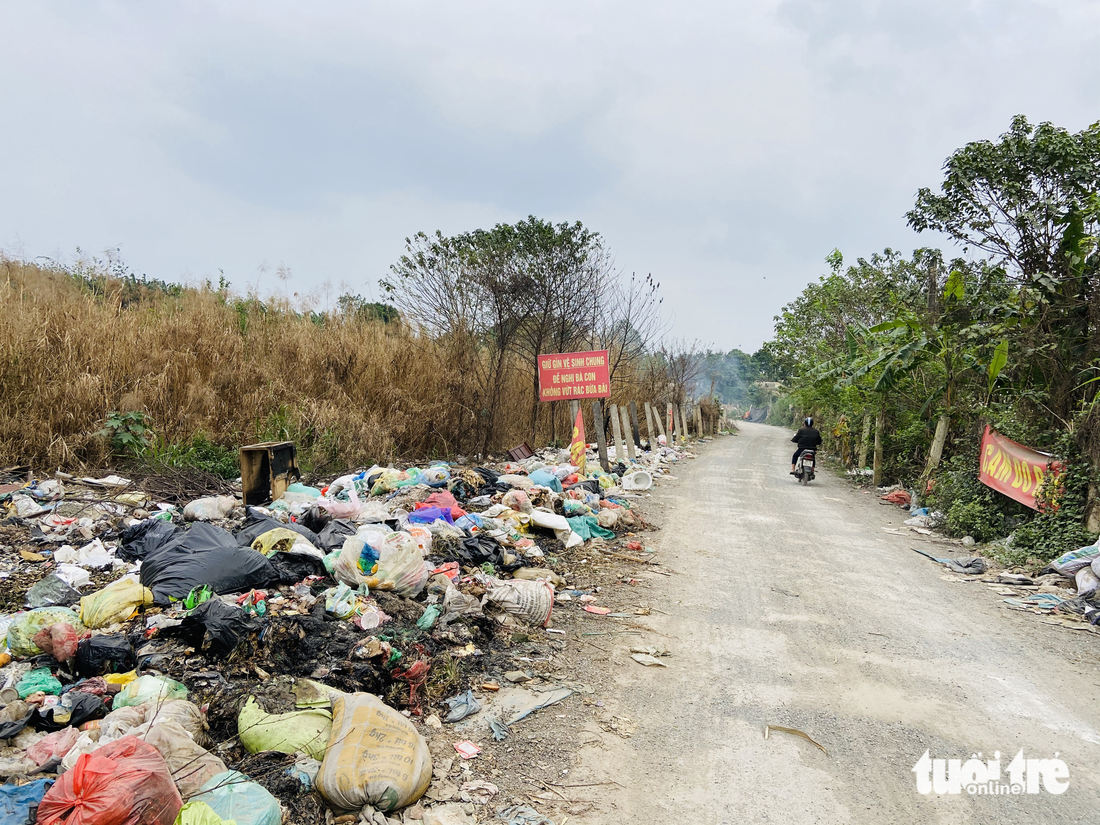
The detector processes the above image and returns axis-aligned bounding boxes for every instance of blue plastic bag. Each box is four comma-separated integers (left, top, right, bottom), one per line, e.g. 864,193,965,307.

0,778,53,825
527,470,563,493
192,771,282,825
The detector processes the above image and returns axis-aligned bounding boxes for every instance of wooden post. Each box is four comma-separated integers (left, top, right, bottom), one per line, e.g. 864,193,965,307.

667,403,676,444
655,403,668,442
592,400,610,472
925,413,949,474
679,405,689,442
609,404,626,465
628,401,641,447
569,400,580,443
873,406,885,486
620,405,637,461
644,402,657,443
695,405,703,438
858,413,872,469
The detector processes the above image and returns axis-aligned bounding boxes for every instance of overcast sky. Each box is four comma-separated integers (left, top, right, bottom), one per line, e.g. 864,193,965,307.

2,1,1098,351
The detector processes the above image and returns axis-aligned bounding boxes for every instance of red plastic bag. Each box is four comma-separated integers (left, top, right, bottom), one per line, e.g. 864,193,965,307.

37,735,183,825
880,490,912,506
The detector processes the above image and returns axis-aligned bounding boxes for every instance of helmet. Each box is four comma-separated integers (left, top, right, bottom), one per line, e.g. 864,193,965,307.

804,417,814,427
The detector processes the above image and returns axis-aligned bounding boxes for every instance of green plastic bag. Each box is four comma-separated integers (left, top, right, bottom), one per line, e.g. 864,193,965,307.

17,666,62,698
7,607,85,657
175,800,238,825
237,697,332,760
185,585,213,610
565,515,616,541
416,605,441,630
113,674,189,708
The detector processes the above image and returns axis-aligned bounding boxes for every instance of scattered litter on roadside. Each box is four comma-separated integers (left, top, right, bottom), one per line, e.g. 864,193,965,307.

629,653,668,667
0,432,701,820
453,740,481,759
911,548,988,575
764,724,827,755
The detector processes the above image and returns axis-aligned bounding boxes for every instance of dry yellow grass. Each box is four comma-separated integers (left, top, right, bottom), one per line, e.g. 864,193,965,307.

0,257,665,470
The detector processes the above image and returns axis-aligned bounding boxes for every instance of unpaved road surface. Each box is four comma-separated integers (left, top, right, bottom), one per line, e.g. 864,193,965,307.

570,422,1100,824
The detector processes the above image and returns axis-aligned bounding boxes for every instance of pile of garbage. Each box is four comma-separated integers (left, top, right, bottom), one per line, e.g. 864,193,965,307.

0,438,691,824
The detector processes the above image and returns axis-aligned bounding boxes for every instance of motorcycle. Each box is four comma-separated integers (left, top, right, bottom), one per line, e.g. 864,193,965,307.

794,450,816,485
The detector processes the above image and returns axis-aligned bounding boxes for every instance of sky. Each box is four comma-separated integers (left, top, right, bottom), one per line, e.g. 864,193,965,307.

2,1,1099,352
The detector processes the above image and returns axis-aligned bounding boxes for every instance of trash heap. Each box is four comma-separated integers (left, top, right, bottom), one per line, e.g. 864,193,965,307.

0,438,691,824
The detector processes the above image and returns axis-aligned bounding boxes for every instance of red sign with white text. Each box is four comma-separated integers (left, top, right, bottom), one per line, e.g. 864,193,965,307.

538,350,610,401
978,426,1058,511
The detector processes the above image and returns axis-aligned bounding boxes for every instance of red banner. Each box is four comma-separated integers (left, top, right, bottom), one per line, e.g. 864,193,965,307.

978,426,1056,511
538,350,610,401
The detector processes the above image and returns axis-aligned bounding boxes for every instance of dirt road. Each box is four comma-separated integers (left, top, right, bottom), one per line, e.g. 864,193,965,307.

571,422,1100,823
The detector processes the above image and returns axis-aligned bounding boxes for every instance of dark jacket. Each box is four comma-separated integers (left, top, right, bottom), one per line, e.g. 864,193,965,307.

792,426,822,450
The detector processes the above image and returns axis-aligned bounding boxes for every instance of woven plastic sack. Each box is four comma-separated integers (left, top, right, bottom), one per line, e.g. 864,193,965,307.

237,696,331,760
37,735,183,825
316,693,432,813
145,699,209,743
1049,541,1100,576
485,577,555,627
139,720,226,800
7,607,85,657
192,771,281,825
79,576,154,628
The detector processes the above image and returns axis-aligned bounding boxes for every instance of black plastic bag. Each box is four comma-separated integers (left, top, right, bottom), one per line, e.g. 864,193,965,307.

439,534,525,572
24,574,82,609
271,554,327,584
473,467,500,485
118,517,181,562
564,479,601,496
162,598,258,657
74,634,136,678
139,522,279,605
235,508,321,548
316,518,357,552
297,505,331,534
33,692,105,732
0,710,33,739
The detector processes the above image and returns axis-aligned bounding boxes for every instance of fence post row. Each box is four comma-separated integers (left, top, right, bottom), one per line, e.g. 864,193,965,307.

628,401,641,448
592,400,610,472
619,404,637,461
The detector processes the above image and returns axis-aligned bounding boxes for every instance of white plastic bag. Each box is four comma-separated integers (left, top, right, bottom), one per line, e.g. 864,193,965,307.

1075,566,1100,598
373,533,429,597
318,485,363,520
183,496,239,522
333,526,388,588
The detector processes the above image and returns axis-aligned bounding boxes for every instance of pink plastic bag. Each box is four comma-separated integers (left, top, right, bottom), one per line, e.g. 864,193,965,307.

32,622,79,662
26,726,81,765
318,485,362,519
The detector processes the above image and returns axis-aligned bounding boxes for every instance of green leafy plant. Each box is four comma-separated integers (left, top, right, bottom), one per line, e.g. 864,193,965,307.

96,411,152,455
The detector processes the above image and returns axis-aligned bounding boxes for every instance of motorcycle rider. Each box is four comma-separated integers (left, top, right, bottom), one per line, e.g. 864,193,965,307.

791,416,823,475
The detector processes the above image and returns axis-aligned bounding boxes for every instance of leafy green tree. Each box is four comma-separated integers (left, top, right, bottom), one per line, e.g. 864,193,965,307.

908,115,1100,422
